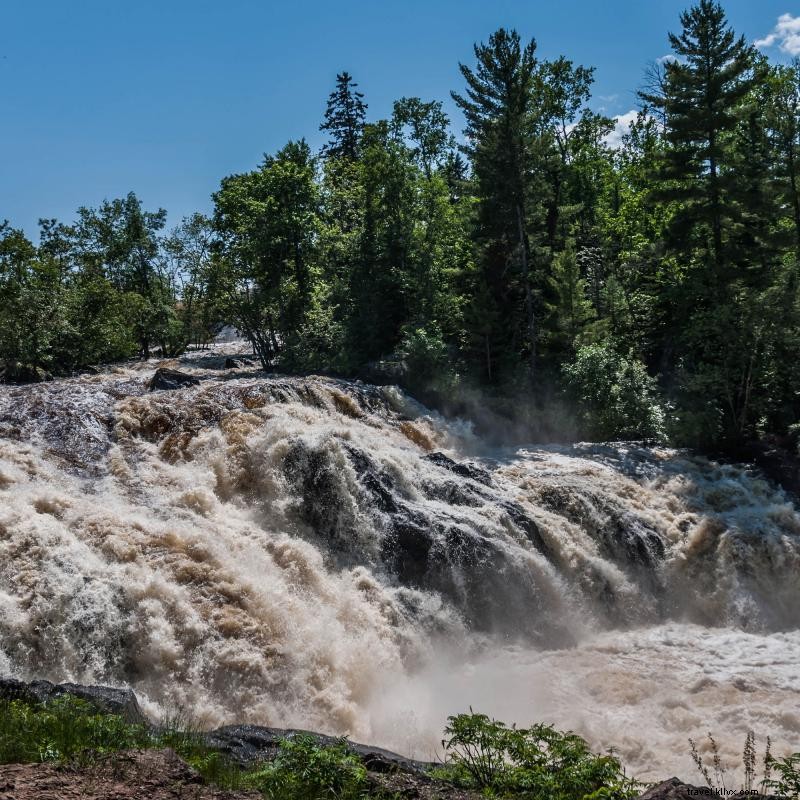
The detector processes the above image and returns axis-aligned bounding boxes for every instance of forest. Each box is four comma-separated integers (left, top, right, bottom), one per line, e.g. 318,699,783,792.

2,0,799,452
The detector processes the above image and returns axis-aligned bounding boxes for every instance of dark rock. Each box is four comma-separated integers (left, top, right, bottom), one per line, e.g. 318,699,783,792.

637,779,699,799
203,724,435,774
0,360,52,384
733,436,800,500
224,358,243,369
500,500,551,558
424,452,493,486
0,676,147,725
148,367,200,391
361,358,408,385
636,777,782,799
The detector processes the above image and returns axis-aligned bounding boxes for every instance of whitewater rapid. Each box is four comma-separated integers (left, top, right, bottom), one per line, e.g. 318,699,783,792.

0,345,798,780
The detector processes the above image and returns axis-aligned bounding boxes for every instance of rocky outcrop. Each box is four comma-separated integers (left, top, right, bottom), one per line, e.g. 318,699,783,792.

223,357,254,369
0,678,480,799
0,678,432,774
636,777,784,799
0,360,52,384
148,368,200,391
204,724,434,773
0,677,147,725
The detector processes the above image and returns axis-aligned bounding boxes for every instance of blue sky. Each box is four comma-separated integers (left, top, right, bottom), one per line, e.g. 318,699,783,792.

1,1,798,237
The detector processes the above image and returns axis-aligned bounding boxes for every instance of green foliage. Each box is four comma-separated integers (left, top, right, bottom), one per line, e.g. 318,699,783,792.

243,735,368,800
767,752,800,798
439,712,640,800
0,696,150,766
321,72,368,161
0,696,367,798
563,341,666,441
399,324,454,391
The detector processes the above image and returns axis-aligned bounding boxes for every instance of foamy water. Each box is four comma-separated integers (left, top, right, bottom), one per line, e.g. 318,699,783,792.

0,345,798,780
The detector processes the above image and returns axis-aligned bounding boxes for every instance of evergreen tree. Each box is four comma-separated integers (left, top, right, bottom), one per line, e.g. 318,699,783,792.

320,72,367,160
641,0,756,275
452,28,540,383
765,60,800,256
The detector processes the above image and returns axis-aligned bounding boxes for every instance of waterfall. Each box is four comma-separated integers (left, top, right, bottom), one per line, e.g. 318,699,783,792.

1,347,798,779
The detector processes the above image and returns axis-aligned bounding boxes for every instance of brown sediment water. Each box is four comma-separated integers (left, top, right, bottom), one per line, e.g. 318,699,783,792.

0,345,798,780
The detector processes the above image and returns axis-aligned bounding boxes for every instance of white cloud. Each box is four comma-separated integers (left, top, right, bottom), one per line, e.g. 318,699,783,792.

656,54,678,65
756,13,800,56
605,110,640,149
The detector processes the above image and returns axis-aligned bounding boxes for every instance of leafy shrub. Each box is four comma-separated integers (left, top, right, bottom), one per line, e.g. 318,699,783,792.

767,752,800,798
0,696,150,765
399,324,454,391
244,734,368,800
563,341,666,442
437,711,640,799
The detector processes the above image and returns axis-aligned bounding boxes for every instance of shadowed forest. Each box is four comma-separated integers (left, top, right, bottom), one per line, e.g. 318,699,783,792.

3,0,800,452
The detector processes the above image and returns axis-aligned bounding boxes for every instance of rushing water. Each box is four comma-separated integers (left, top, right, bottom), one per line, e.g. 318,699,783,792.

1,345,799,780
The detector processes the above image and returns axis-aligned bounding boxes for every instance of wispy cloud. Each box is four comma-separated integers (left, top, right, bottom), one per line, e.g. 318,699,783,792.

605,109,640,150
656,54,678,65
756,13,800,56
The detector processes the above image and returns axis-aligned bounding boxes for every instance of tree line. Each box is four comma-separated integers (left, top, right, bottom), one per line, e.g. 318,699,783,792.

2,0,799,450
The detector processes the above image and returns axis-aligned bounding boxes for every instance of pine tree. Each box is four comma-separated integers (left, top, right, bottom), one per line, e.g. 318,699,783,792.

320,72,367,160
765,60,800,256
452,28,540,383
641,0,756,275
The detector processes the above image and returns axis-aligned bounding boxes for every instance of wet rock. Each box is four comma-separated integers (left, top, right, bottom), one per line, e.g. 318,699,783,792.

224,357,247,369
0,360,52,384
731,436,800,500
203,724,435,773
0,677,147,725
148,367,200,391
424,451,492,486
361,357,408,384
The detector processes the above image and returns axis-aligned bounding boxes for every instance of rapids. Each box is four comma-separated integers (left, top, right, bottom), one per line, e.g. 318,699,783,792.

1,344,798,780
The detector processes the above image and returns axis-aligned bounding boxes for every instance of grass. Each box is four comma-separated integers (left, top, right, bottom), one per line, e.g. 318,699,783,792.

0,694,370,798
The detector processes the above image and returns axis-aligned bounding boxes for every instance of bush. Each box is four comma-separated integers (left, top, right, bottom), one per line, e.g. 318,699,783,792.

563,341,666,442
437,711,640,800
398,324,455,391
244,734,368,800
767,752,800,798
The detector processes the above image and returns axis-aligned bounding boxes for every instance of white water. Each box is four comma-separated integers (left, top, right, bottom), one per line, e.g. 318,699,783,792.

1,345,798,780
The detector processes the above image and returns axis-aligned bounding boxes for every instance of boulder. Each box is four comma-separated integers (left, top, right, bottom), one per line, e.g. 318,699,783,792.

148,367,200,391
0,360,52,384
203,724,435,773
0,677,147,725
636,777,782,799
223,357,255,369
424,451,493,486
